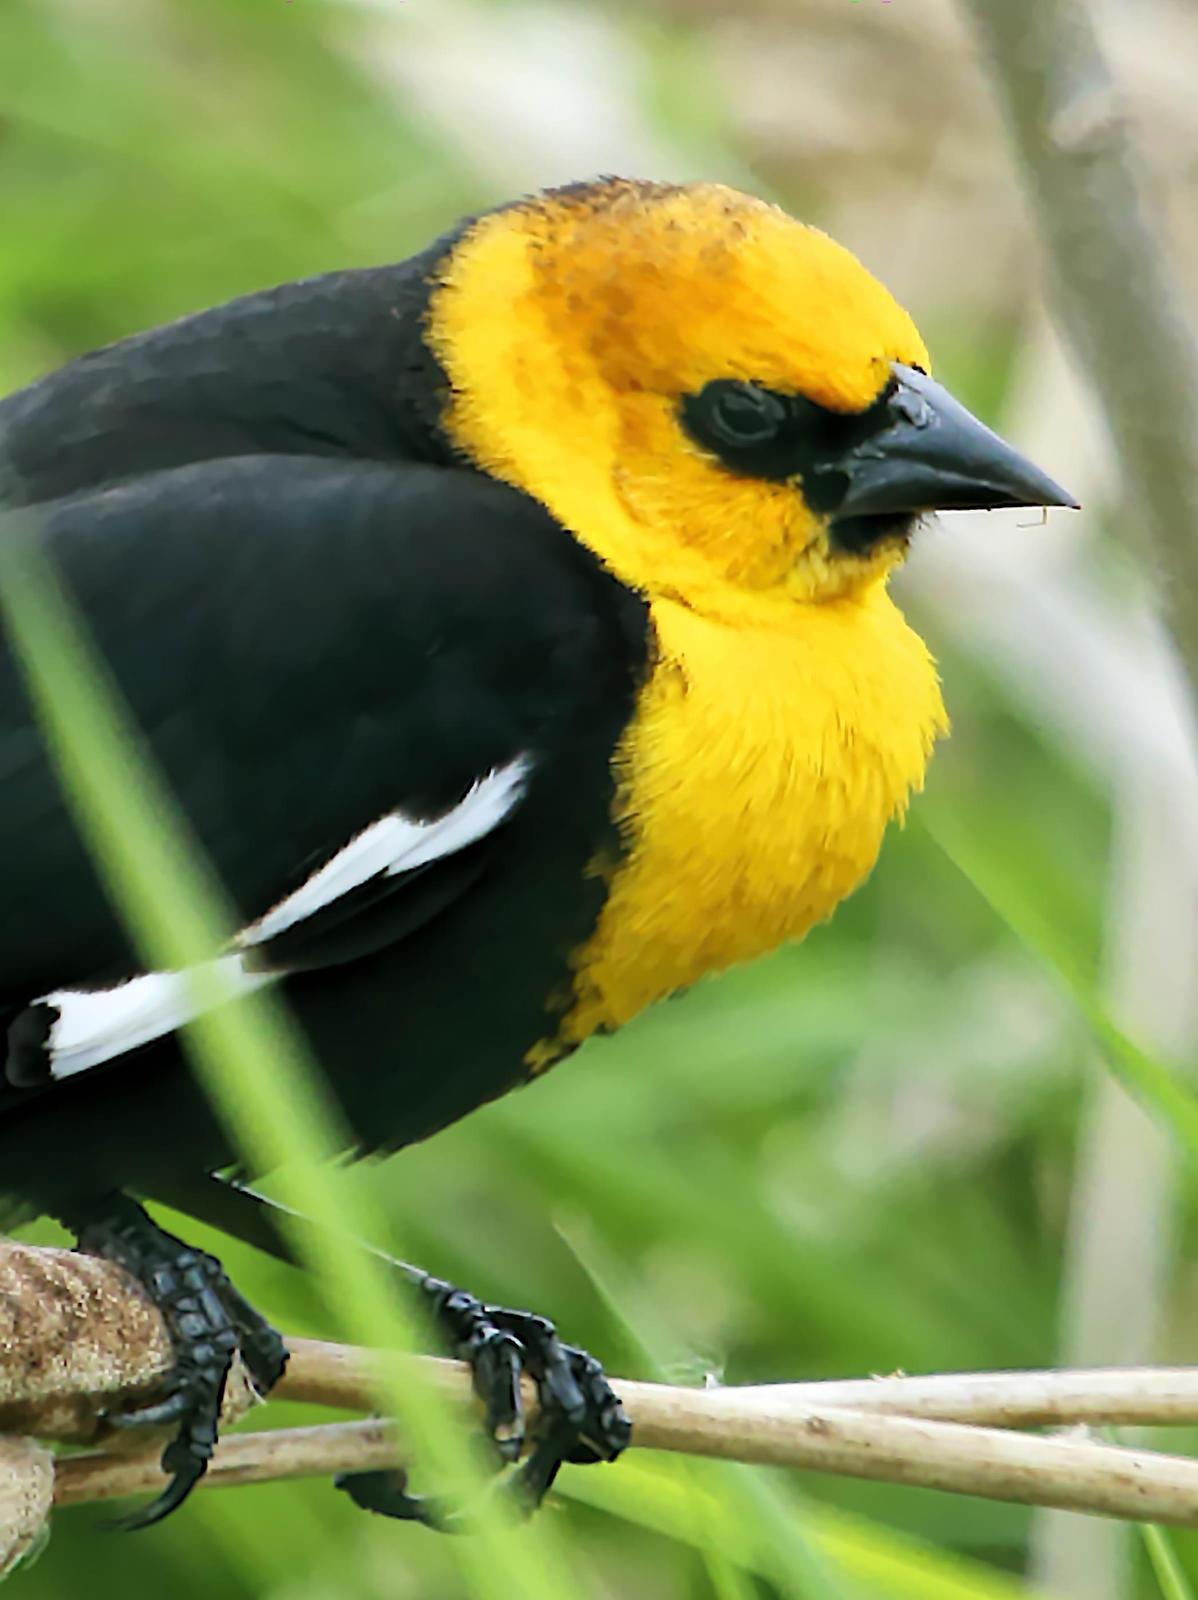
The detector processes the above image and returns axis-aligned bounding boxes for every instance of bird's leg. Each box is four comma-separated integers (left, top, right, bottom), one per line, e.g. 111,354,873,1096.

59,1192,288,1530
147,1175,629,1527
336,1276,630,1525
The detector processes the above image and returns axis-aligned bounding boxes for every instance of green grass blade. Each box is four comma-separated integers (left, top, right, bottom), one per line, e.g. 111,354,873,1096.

556,1215,1054,1599
924,813,1198,1163
1143,1525,1198,1600
562,1460,1047,1600
557,1215,859,1600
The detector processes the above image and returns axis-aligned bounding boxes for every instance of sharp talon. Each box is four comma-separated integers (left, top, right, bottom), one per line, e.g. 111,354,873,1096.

470,1329,526,1462
539,1345,586,1422
66,1195,287,1529
335,1471,457,1531
386,1277,629,1533
246,1351,289,1396
107,1461,205,1533
109,1392,192,1430
240,1332,289,1394
559,1347,631,1463
511,1433,567,1513
217,1279,291,1393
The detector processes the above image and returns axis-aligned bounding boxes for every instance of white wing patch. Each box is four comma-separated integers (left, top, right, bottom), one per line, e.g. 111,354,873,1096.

42,958,272,1080
39,757,531,1082
240,757,531,947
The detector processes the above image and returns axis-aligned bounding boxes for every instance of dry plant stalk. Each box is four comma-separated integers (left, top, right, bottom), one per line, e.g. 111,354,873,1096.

6,1238,1198,1533
51,1406,1198,1532
279,1339,1198,1431
958,0,1198,690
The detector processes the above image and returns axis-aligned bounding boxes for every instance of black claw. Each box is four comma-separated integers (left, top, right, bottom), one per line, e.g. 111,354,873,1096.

335,1470,457,1532
216,1274,291,1393
413,1278,631,1523
109,1462,206,1533
108,1425,215,1532
332,1276,627,1532
510,1429,567,1513
535,1340,587,1424
108,1392,193,1430
469,1326,526,1462
62,1194,287,1531
558,1346,632,1464
240,1329,290,1394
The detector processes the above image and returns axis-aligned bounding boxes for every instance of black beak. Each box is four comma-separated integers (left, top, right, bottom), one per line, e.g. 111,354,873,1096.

831,363,1079,522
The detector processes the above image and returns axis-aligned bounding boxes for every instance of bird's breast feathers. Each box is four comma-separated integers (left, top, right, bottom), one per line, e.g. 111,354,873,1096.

528,582,947,1067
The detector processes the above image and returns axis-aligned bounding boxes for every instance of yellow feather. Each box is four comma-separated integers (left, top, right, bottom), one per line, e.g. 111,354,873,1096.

532,584,946,1064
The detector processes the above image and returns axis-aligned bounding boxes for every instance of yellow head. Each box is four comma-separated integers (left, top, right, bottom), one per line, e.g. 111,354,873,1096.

428,179,1072,615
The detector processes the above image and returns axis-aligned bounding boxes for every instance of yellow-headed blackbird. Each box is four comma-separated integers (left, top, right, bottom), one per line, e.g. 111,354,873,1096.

0,178,1075,1526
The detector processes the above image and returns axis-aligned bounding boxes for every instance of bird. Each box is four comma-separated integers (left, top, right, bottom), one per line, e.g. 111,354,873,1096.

0,176,1076,1529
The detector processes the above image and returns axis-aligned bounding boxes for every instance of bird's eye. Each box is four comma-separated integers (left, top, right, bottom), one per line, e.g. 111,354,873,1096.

679,375,889,500
686,380,790,451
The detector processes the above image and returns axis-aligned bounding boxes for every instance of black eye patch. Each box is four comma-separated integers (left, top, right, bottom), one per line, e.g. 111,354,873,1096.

679,378,896,515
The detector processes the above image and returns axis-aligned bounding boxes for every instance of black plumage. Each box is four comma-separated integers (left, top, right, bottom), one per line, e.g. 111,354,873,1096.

0,237,646,1524
0,261,650,1201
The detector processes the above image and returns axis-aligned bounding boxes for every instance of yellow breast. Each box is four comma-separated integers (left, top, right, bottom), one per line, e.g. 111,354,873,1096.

529,581,947,1067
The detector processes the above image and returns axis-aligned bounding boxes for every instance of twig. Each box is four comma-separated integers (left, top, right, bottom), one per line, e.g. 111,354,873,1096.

280,1337,1198,1430
956,0,1198,694
7,1238,1198,1532
51,1399,1198,1532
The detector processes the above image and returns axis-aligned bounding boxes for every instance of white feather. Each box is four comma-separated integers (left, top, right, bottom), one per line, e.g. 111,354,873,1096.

239,756,531,947
37,757,532,1080
43,958,272,1080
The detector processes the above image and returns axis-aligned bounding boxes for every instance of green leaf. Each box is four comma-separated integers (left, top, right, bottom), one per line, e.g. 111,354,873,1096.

1144,1525,1198,1600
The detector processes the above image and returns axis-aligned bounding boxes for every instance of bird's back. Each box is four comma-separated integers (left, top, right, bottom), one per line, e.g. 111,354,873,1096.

0,248,455,508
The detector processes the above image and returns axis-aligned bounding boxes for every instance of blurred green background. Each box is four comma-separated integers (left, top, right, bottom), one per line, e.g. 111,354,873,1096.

4,1,1198,1597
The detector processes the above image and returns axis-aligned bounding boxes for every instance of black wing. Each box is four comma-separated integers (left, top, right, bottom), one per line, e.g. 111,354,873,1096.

0,454,632,1090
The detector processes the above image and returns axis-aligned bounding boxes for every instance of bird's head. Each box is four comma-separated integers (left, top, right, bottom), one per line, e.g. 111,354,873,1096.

429,179,1075,615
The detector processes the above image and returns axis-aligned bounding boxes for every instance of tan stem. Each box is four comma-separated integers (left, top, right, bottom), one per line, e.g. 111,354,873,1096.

957,0,1198,692
7,1238,1198,1532
52,1405,1198,1532
280,1337,1198,1430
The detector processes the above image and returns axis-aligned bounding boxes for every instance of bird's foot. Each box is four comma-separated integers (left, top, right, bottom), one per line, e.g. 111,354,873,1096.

336,1278,630,1527
67,1194,288,1530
